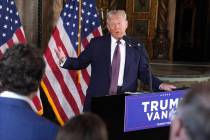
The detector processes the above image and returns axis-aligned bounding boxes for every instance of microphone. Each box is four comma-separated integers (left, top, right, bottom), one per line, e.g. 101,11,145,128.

147,58,153,92
123,35,153,92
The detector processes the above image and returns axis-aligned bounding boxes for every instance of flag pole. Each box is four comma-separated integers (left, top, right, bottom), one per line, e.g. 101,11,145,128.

77,0,82,83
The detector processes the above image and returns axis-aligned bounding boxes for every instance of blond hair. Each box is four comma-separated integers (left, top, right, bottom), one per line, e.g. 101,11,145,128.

106,10,127,23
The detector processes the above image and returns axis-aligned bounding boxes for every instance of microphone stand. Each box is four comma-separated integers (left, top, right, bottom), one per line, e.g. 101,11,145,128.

147,54,153,92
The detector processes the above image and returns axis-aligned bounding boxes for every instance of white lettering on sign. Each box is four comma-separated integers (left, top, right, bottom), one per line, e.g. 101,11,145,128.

141,98,182,121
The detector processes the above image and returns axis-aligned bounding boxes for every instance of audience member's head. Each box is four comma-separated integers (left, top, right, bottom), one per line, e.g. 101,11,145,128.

170,82,210,140
56,112,108,140
0,44,45,97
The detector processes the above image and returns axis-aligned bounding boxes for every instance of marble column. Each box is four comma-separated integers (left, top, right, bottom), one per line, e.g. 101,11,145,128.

16,0,39,45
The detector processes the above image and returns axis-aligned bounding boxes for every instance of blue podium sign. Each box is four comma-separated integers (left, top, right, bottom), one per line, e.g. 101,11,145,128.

124,90,187,132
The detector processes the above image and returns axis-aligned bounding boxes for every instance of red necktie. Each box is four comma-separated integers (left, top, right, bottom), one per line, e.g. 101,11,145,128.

109,40,121,95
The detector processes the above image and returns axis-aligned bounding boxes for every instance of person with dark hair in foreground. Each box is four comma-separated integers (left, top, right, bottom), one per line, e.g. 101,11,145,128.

56,112,108,140
0,44,59,140
170,82,210,140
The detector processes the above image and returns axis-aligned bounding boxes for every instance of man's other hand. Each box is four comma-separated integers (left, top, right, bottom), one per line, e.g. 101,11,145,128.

159,83,177,91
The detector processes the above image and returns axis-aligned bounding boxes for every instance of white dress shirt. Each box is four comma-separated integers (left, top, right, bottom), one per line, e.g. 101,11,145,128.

110,36,126,86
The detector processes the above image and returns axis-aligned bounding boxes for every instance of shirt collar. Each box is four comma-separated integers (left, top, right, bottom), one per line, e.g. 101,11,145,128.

0,91,37,112
111,35,125,46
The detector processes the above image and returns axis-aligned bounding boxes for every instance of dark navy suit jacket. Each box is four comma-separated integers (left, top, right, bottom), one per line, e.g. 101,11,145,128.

0,97,59,140
62,35,162,111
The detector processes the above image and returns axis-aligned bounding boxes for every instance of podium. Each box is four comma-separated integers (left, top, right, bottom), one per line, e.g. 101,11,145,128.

91,94,169,140
91,90,186,140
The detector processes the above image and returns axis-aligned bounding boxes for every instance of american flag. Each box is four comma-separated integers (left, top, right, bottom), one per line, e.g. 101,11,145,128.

0,0,43,114
41,0,102,125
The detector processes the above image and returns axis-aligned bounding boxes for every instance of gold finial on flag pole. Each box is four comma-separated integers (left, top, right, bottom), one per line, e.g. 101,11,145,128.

77,0,82,83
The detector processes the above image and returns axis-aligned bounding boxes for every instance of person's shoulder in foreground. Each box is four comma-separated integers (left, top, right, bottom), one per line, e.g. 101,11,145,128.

170,82,210,140
0,44,59,140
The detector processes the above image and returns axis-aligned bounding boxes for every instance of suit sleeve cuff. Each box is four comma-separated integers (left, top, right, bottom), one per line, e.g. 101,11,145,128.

60,57,67,67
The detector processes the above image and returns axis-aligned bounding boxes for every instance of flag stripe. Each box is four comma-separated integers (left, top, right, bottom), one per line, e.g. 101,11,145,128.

56,20,90,97
42,0,102,124
47,36,84,114
52,27,85,106
42,78,68,120
44,46,80,114
0,0,42,114
43,56,75,118
15,28,26,43
0,44,9,57
32,96,42,111
41,82,65,125
7,39,14,48
52,27,86,105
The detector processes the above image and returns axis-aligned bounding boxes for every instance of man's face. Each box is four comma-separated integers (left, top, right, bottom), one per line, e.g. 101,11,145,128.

106,15,128,39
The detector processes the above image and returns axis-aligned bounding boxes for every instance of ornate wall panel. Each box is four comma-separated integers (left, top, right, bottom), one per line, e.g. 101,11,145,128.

126,0,158,58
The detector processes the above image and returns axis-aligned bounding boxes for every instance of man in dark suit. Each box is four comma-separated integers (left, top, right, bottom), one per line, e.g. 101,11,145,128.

0,44,59,140
55,10,176,111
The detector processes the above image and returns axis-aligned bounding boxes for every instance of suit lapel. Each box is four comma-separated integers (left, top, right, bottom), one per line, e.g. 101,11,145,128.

104,35,111,66
103,35,112,82
123,42,133,87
